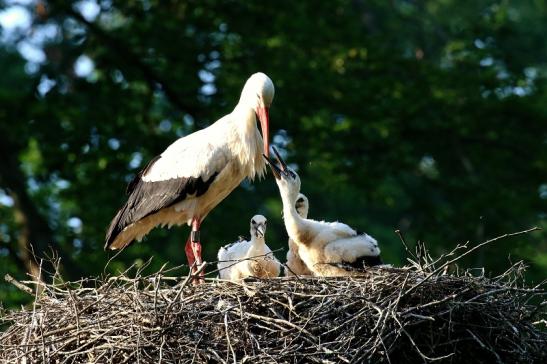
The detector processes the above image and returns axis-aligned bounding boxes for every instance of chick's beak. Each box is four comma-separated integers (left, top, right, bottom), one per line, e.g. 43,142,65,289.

263,154,282,179
256,223,266,238
271,146,288,172
263,146,290,180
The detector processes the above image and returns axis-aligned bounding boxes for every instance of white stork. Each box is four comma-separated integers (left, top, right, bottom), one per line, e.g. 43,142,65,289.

284,193,314,277
217,215,280,281
264,147,383,277
105,73,275,280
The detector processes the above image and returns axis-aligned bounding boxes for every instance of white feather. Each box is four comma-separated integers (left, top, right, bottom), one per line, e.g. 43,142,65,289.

285,193,313,277
323,235,380,263
106,73,274,249
271,163,383,277
142,113,260,183
217,215,280,281
142,128,229,182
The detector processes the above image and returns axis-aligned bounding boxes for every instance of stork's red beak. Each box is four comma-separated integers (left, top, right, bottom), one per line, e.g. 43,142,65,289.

256,106,270,157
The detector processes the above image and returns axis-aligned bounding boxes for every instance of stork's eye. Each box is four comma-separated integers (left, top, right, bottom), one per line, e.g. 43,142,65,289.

251,219,256,224
296,198,304,203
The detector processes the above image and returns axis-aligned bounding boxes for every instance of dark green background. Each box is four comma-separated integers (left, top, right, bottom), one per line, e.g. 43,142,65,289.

1,0,545,308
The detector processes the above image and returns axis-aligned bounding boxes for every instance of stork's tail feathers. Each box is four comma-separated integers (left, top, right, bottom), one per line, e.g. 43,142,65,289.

105,203,156,250
104,207,132,250
105,205,185,250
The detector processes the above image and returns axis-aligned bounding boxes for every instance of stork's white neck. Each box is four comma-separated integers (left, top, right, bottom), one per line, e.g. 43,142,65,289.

228,106,266,181
280,191,310,244
246,235,266,258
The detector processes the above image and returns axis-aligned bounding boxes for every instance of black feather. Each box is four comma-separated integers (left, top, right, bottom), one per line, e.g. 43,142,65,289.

105,155,220,249
348,255,384,268
126,155,161,195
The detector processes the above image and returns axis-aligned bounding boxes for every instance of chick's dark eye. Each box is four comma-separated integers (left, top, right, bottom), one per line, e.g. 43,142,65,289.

251,219,256,224
296,198,304,203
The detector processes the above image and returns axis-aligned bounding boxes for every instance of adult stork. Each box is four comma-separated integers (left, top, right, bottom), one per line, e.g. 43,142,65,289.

105,72,275,279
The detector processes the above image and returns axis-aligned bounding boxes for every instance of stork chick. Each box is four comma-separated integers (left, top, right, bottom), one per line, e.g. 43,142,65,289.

218,215,280,281
265,147,383,277
284,193,314,277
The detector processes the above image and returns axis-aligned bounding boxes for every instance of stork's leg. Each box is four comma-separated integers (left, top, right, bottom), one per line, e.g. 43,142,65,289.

184,235,195,269
188,217,204,283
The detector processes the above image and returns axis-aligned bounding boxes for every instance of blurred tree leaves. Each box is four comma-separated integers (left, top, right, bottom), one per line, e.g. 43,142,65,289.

0,0,545,307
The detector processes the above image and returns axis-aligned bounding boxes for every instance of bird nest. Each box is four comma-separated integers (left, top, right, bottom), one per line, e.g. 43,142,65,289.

1,230,546,363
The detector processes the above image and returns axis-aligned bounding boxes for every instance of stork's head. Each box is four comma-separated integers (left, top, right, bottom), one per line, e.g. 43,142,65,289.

240,72,275,157
263,146,301,202
295,193,309,218
250,214,267,239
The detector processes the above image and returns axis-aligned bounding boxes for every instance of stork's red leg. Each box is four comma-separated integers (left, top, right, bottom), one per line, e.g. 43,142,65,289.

184,235,195,268
189,217,204,283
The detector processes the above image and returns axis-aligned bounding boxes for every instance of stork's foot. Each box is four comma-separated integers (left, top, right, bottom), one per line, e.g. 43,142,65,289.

185,238,203,284
185,217,205,285
190,241,205,285
185,218,205,284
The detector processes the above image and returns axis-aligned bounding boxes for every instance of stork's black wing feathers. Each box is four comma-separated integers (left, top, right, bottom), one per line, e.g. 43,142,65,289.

350,255,384,268
126,155,161,195
105,154,219,249
333,255,384,270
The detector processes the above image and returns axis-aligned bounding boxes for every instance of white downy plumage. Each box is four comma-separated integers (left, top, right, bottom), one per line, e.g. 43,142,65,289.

105,73,275,256
265,147,383,277
217,215,281,281
284,193,314,277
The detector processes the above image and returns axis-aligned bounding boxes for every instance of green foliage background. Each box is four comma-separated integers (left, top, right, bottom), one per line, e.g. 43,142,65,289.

0,0,545,308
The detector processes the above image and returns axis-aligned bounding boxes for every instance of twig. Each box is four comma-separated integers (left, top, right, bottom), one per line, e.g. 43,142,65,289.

4,274,34,294
403,227,540,297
